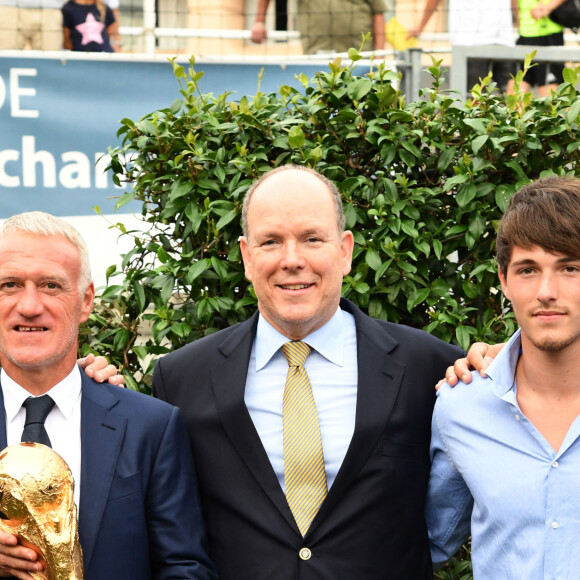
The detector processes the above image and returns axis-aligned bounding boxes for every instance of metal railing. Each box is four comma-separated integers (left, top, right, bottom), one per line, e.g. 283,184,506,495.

451,44,580,98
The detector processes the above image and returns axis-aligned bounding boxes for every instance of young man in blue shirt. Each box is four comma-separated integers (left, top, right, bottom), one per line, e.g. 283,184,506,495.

426,176,580,579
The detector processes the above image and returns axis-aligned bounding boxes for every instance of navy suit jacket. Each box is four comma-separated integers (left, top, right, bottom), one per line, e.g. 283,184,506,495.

154,298,464,579
0,372,217,580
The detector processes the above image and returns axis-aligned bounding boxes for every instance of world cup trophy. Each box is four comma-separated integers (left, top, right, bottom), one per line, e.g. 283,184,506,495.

0,442,84,579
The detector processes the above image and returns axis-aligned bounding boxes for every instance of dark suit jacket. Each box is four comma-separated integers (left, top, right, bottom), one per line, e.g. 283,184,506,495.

154,298,464,579
0,373,217,580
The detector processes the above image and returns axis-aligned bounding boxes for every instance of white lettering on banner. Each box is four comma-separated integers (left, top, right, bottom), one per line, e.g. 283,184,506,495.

61,151,91,188
0,137,118,189
23,135,56,187
10,69,39,119
0,149,19,187
0,75,5,111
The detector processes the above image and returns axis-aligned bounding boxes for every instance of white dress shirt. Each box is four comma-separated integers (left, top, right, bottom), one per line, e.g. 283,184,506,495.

2,366,83,508
244,307,358,491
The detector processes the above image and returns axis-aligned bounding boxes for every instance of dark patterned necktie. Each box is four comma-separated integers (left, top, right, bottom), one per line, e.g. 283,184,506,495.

21,395,55,447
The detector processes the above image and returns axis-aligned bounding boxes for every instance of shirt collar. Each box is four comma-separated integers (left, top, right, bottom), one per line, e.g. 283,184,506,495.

255,307,345,370
1,365,83,421
485,329,522,398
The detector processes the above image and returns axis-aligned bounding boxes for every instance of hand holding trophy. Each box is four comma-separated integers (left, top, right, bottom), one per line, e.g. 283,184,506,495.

0,443,83,580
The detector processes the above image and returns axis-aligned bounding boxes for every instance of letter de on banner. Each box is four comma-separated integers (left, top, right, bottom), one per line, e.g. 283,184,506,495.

10,69,39,118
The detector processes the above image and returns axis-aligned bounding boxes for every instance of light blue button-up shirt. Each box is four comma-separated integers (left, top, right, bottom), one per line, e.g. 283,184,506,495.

244,307,358,491
426,329,580,579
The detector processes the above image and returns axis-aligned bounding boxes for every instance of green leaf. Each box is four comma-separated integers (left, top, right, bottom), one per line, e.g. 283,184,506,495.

347,47,362,62
185,203,204,234
169,98,183,114
288,126,305,148
186,259,210,283
100,285,124,298
159,275,175,304
347,78,372,101
399,149,416,167
401,221,419,238
365,248,382,271
463,118,487,134
567,98,580,125
471,135,488,155
443,174,469,192
401,141,422,159
136,119,157,135
433,239,443,259
133,281,147,312
115,191,134,211
407,288,430,311
455,325,476,351
352,281,370,294
467,214,486,239
563,67,578,86
437,146,456,172
211,256,228,280
382,178,398,203
456,183,477,208
215,210,238,231
495,185,512,212
113,328,130,351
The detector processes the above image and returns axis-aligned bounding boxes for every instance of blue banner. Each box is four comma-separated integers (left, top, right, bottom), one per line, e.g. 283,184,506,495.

0,53,343,218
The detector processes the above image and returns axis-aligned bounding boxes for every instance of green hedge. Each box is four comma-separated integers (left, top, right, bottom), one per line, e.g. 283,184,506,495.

80,51,580,580
84,53,580,394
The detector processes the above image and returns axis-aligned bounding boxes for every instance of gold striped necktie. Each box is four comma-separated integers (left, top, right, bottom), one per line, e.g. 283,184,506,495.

281,340,327,536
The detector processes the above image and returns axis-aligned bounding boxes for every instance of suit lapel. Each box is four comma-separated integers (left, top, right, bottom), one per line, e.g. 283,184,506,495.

78,375,127,568
0,383,8,450
210,314,298,534
307,300,405,536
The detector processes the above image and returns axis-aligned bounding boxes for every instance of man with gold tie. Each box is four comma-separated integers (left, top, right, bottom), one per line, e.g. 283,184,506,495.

153,165,466,579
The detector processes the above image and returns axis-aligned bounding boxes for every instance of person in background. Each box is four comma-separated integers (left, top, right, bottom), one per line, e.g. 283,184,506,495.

507,0,568,96
427,177,580,578
106,0,120,50
251,0,386,54
0,0,63,50
62,0,116,52
410,0,518,93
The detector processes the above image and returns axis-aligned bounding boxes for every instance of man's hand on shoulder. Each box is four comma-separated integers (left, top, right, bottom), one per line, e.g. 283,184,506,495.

436,342,505,390
78,353,125,387
0,530,42,578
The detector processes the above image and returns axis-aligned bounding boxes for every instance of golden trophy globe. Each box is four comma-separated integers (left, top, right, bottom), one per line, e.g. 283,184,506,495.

0,442,84,579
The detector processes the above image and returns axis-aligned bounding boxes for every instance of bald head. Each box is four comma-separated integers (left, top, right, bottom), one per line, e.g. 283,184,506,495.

242,165,345,239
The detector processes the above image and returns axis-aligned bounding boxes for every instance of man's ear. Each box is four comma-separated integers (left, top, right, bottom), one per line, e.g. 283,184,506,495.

340,230,355,276
80,282,95,323
498,269,511,301
240,237,253,282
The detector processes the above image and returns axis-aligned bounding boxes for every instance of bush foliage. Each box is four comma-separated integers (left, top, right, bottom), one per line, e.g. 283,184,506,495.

82,49,580,580
86,52,580,395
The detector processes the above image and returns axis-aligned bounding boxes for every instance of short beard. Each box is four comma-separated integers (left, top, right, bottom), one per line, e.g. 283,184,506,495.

529,334,578,352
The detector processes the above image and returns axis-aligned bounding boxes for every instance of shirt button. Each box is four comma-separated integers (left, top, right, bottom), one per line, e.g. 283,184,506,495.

552,521,559,529
299,548,312,560
515,414,521,421
552,461,559,468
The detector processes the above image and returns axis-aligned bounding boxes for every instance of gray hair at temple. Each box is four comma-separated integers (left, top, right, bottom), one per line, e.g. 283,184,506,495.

0,211,92,292
496,176,580,276
241,165,346,238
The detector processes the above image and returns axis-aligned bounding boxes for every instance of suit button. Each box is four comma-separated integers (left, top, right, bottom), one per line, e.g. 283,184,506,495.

299,548,312,560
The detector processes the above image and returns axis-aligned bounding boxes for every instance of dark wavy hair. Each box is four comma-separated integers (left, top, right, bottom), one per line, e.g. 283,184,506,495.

496,176,580,276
